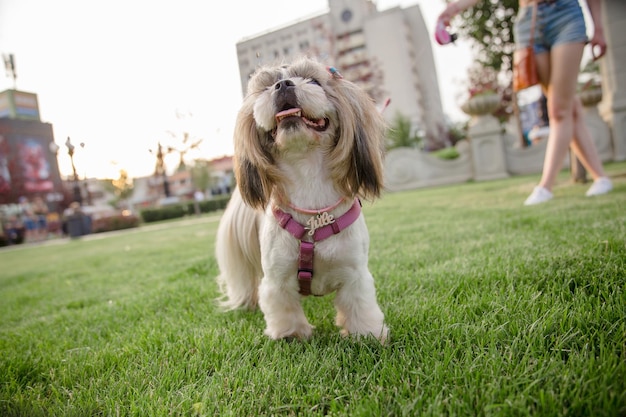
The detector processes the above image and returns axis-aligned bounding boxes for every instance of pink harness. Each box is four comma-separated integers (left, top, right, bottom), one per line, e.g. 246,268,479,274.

273,199,362,296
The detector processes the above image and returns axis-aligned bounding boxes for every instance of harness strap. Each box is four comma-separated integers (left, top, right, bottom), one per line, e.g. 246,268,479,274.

274,208,307,239
273,199,362,295
298,241,314,296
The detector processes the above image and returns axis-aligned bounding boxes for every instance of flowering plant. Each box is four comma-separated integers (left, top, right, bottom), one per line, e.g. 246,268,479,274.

460,62,510,119
466,63,499,98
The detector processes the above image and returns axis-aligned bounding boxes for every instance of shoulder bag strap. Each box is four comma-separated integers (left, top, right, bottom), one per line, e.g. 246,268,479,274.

529,1,537,49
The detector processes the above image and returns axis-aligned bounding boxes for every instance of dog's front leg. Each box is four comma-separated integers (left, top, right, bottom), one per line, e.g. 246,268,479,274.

334,269,388,343
258,278,313,340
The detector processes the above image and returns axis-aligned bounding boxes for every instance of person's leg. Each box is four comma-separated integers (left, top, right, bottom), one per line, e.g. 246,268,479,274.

24,217,36,242
569,96,607,179
570,95,613,196
523,51,556,205
526,42,611,204
538,42,584,192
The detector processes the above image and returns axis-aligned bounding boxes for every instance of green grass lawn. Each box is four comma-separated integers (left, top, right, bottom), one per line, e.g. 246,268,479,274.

1,163,625,417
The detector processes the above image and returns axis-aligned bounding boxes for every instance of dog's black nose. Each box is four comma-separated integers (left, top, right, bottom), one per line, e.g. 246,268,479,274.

275,79,295,91
274,79,298,110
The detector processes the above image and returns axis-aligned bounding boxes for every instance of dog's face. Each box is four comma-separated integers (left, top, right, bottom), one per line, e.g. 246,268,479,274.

233,57,386,209
252,64,337,152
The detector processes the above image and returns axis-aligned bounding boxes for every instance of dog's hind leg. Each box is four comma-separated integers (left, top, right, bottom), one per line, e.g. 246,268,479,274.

334,270,388,343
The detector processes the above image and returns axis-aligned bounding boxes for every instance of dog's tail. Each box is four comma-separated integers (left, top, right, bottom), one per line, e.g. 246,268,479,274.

215,188,263,310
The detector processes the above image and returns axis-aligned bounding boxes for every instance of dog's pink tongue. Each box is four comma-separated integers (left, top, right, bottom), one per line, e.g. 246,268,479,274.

276,108,301,119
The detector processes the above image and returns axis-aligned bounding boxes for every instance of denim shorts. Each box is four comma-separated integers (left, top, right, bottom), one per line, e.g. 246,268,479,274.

514,0,588,54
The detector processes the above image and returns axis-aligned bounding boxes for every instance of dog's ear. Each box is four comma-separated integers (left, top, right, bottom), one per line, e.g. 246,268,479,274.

328,78,387,201
234,155,266,209
233,104,280,209
349,122,385,198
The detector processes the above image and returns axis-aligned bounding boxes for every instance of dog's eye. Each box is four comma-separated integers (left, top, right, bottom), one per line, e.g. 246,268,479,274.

308,79,321,86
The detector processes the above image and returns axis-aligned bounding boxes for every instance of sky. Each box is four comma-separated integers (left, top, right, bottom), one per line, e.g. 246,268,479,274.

0,0,475,180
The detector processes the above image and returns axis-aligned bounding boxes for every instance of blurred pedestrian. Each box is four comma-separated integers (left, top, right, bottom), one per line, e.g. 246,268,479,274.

438,0,613,205
31,196,49,241
18,196,36,242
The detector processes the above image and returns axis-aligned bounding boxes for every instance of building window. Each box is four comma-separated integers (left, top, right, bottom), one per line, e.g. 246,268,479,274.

341,8,353,23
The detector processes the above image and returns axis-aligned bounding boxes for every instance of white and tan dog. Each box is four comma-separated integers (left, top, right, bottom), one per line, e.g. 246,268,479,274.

215,57,388,342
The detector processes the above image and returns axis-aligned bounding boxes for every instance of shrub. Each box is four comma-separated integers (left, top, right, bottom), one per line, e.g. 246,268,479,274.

433,147,461,160
140,204,189,223
91,214,140,234
140,195,231,223
194,196,231,213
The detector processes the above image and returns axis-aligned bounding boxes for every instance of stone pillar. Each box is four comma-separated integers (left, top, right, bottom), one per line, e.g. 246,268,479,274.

570,152,588,183
580,89,613,162
468,114,509,181
599,0,626,161
461,94,509,181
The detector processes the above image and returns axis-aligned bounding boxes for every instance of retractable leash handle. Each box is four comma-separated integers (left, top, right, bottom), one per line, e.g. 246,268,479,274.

434,19,458,45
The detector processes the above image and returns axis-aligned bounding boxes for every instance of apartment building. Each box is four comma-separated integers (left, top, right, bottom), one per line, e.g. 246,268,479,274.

236,0,447,147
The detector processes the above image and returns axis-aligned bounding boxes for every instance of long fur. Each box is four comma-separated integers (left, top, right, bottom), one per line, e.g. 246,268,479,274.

215,189,262,310
215,57,389,342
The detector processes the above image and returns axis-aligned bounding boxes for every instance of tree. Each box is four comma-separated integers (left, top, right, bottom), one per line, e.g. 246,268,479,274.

190,160,215,194
165,110,203,172
449,0,519,76
445,0,519,123
110,169,134,207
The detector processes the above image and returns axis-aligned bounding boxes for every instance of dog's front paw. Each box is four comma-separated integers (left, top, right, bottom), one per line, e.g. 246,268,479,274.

339,323,389,344
336,308,389,344
264,322,314,341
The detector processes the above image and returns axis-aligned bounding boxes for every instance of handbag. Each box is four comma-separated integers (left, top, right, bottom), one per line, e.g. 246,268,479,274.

513,1,539,92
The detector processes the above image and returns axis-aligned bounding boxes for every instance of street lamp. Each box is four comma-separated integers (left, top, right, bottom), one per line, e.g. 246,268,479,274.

48,141,59,155
65,136,82,205
47,141,64,209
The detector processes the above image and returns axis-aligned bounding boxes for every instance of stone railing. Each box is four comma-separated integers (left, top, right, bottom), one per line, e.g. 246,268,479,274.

384,91,619,192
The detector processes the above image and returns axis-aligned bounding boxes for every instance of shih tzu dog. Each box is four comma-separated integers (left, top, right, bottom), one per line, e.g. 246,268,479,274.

215,57,388,343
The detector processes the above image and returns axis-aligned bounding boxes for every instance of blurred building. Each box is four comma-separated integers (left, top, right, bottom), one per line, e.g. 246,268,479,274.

129,156,233,208
236,0,446,148
208,155,234,196
0,88,65,207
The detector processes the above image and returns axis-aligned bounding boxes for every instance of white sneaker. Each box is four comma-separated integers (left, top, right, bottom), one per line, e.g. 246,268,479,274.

524,186,553,206
586,177,613,197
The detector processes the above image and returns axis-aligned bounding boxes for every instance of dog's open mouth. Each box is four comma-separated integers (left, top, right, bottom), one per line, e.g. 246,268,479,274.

275,108,329,132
